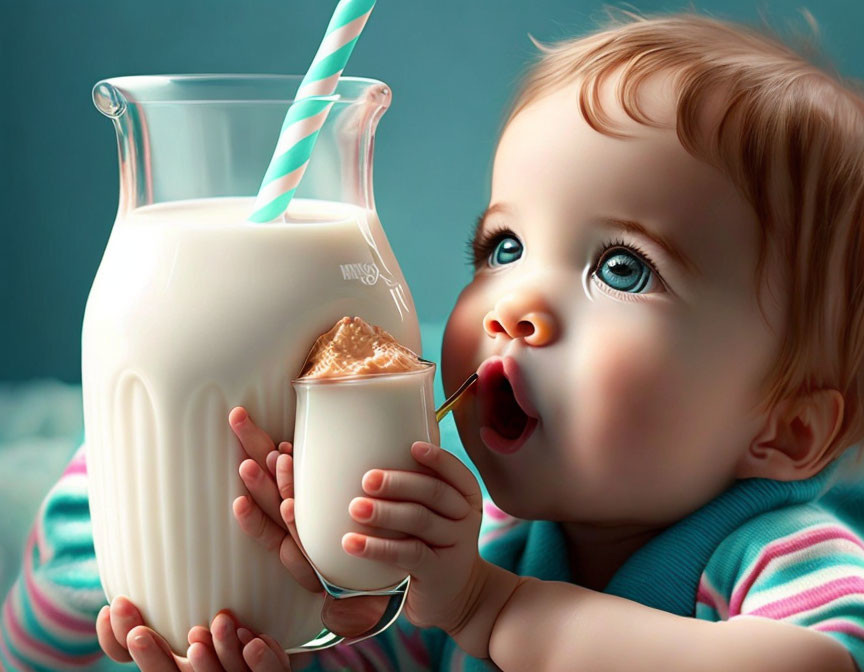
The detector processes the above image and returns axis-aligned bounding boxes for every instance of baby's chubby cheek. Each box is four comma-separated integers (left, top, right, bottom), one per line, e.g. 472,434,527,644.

440,286,487,397
569,308,691,477
587,329,672,431
567,308,747,522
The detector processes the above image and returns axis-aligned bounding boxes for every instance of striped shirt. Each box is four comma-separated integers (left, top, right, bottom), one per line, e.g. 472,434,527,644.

696,504,864,662
2,446,864,670
0,446,109,671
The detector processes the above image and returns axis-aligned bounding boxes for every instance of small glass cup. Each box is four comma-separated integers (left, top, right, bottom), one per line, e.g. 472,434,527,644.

291,361,439,606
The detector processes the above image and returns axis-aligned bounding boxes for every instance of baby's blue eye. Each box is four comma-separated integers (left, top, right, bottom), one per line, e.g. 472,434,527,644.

597,250,651,293
489,236,523,267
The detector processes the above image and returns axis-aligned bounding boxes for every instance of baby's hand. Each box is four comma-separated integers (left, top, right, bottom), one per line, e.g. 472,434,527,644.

343,441,485,635
228,406,322,593
96,595,292,670
229,406,322,594
229,407,393,639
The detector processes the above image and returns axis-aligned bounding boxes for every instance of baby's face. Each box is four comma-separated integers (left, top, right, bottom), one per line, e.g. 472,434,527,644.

441,72,784,526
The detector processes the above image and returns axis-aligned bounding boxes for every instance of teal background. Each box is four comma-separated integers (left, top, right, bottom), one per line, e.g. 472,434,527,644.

2,0,863,382
0,3,862,664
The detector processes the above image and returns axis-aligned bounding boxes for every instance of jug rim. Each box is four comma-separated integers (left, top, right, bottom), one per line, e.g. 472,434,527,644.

92,74,388,105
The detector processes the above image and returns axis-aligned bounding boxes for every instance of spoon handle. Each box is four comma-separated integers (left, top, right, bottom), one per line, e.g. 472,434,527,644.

435,372,479,423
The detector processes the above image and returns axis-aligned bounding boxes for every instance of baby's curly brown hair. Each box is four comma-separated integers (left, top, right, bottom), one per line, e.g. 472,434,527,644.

502,7,864,461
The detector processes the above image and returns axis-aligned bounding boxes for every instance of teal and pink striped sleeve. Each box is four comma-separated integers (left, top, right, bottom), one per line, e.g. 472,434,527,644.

478,500,524,549
0,445,112,671
696,504,864,668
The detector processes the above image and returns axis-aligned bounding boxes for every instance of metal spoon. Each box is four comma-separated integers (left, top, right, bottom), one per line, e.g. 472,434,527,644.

434,372,478,423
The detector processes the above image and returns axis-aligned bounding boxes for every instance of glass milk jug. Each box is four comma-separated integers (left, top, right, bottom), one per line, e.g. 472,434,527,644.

83,75,421,656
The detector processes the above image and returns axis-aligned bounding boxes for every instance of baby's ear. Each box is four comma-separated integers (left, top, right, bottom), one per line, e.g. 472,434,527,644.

735,389,845,481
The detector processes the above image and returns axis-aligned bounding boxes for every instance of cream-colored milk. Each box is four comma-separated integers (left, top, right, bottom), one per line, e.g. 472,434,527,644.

81,197,421,655
293,368,440,591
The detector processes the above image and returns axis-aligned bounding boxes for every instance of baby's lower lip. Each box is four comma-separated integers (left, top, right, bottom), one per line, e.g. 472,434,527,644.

480,417,538,455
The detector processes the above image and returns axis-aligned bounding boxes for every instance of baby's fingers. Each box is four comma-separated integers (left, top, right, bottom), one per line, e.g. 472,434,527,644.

259,634,292,668
186,640,224,672
410,442,483,508
229,407,275,468
239,635,291,671
209,611,246,672
127,624,188,671
96,604,132,662
187,624,215,668
233,495,286,553
361,468,470,521
239,458,285,529
277,503,323,594
349,498,458,547
103,596,145,661
233,495,321,593
274,452,295,500
188,625,212,647
343,534,433,574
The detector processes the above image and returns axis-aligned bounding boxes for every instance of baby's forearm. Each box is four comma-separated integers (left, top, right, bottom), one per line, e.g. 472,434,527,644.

484,577,856,672
445,560,523,659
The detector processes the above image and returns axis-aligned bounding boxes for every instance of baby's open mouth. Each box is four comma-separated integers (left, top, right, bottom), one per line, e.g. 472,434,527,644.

477,357,539,455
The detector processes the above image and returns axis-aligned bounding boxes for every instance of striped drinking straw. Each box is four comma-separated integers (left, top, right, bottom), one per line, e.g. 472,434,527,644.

248,0,376,224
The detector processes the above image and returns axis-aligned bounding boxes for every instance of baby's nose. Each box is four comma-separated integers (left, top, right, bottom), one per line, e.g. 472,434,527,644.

483,290,559,346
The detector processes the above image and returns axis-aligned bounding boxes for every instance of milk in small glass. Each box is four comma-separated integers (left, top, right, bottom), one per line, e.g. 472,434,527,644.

292,363,439,595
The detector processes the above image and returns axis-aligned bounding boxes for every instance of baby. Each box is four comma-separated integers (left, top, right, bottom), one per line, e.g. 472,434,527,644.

12,9,864,672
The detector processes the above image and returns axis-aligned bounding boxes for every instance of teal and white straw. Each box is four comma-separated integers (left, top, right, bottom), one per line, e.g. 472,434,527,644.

248,0,376,224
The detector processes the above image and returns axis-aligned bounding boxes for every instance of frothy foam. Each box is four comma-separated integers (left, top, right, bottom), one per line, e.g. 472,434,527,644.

298,316,426,378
